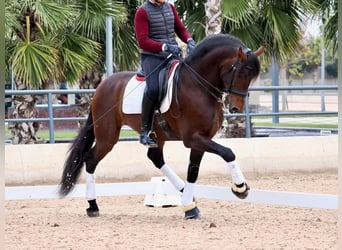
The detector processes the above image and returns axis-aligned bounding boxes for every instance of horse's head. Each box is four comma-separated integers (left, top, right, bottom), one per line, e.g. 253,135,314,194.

184,34,264,113
221,46,264,113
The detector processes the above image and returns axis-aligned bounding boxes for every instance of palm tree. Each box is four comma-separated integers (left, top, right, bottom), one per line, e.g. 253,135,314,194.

5,0,132,143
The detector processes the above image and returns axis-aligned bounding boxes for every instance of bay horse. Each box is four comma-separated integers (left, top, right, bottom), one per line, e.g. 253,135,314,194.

59,34,264,219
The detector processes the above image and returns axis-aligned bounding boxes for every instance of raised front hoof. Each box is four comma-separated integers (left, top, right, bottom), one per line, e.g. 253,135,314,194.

231,182,250,199
184,203,201,220
86,199,100,217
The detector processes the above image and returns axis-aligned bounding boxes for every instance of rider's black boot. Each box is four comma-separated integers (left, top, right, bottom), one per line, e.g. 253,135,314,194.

140,95,158,148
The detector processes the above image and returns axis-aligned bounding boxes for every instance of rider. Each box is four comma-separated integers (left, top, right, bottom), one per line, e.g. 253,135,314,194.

134,0,196,148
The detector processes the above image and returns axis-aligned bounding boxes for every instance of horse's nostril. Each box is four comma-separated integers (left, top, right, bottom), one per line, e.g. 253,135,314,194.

230,107,239,113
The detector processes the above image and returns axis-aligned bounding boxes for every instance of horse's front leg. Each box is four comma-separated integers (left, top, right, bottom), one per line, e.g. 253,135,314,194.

185,136,249,199
226,158,250,199
182,149,204,219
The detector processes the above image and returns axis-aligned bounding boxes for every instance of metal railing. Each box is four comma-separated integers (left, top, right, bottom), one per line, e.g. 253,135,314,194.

228,85,338,137
5,85,338,143
5,89,94,143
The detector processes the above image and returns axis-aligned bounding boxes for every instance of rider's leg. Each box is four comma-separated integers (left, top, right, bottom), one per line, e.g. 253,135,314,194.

140,93,158,147
140,54,164,148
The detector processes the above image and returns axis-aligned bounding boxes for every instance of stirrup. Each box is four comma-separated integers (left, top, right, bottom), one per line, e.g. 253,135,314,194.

146,138,158,148
140,132,158,148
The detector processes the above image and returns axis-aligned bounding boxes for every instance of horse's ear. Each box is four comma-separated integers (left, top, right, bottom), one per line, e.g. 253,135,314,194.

237,47,248,62
254,46,265,56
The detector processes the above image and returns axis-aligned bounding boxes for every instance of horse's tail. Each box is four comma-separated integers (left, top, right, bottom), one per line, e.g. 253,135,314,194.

58,110,95,197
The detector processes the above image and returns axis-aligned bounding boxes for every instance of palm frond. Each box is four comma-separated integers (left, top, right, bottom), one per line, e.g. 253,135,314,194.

73,0,127,41
57,32,103,83
262,4,301,63
222,0,255,30
34,0,75,31
228,24,264,49
5,6,22,37
113,24,140,71
12,41,58,87
323,0,337,55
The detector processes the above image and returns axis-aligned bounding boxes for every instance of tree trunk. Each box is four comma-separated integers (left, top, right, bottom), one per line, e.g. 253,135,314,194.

205,0,222,35
220,101,256,138
7,79,41,144
41,79,59,104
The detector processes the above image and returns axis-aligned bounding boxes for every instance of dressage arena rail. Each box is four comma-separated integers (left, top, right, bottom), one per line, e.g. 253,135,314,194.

4,84,338,142
5,180,338,210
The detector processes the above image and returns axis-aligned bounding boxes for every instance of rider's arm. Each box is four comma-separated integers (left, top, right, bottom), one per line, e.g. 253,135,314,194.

170,4,193,43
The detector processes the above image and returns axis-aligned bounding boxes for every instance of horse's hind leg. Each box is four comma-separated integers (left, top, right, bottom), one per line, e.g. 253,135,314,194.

182,149,204,219
147,143,185,191
84,126,121,217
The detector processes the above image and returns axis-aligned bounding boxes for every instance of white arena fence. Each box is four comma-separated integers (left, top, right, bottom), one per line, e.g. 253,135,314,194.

5,178,338,210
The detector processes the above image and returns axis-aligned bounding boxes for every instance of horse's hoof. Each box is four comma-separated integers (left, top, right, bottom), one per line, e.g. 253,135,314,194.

185,207,201,219
184,203,201,219
86,208,100,217
87,199,99,217
231,182,250,199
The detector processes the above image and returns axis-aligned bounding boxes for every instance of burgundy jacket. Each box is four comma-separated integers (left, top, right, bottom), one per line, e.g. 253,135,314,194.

134,1,192,53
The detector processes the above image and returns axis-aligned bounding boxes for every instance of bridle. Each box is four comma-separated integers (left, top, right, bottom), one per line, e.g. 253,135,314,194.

181,51,251,101
221,58,249,98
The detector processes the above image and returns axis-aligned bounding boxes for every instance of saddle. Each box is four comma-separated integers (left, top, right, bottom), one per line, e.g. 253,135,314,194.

137,59,180,109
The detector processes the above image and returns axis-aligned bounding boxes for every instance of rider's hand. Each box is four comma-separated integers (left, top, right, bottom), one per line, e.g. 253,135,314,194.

187,39,196,55
163,44,182,56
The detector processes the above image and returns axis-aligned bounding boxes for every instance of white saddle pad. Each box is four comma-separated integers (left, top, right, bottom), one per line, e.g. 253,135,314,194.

122,62,179,114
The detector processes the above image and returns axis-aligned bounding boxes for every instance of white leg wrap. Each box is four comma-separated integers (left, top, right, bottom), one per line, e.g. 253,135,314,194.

160,164,185,191
86,172,96,200
181,181,195,206
227,160,245,185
